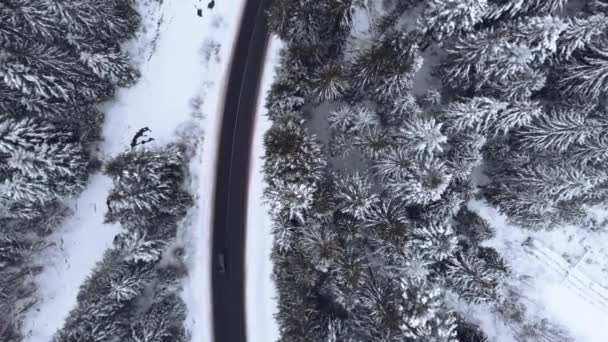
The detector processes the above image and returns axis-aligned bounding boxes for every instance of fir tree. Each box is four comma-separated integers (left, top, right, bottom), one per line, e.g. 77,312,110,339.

309,63,349,102
445,250,505,304
484,0,569,21
418,0,488,43
334,172,378,221
350,31,423,100
0,117,87,214
556,14,608,61
558,43,608,99
400,280,458,341
387,155,453,206
105,144,192,227
409,219,458,262
396,116,447,157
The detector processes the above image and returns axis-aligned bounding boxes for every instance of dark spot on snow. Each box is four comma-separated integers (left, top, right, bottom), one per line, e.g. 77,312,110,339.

208,0,215,9
197,8,203,17
131,127,154,149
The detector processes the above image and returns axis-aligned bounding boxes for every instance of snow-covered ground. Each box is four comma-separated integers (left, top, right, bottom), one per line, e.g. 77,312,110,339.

470,200,608,342
245,37,282,342
21,0,246,340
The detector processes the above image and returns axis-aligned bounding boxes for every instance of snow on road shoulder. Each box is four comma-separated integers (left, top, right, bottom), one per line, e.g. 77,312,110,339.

175,2,247,342
22,0,247,340
245,37,283,342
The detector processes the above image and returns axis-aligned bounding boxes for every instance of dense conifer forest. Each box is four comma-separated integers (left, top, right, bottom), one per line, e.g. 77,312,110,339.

263,0,608,340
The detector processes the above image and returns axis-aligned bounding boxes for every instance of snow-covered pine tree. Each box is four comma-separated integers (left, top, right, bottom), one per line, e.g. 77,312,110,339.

329,104,379,135
267,0,352,58
409,218,458,262
350,31,423,100
514,107,607,152
126,293,188,342
440,16,566,97
440,97,507,136
453,207,496,245
334,172,378,221
484,0,569,21
446,132,486,181
357,274,404,340
557,43,608,99
0,0,140,50
0,117,87,215
445,250,506,304
418,0,488,44
483,157,603,229
105,144,193,229
396,116,447,157
399,280,458,341
555,14,608,61
384,153,453,206
309,63,349,103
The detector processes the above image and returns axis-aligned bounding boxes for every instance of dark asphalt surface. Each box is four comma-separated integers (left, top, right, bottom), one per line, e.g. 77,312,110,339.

211,0,270,341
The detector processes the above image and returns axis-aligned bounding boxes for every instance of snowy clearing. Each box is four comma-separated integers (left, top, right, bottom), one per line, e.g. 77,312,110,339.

21,175,121,341
22,0,247,340
470,200,608,342
246,36,283,342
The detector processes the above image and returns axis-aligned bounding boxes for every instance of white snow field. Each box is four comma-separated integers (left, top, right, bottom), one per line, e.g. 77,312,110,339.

470,201,608,342
21,0,246,340
246,37,282,342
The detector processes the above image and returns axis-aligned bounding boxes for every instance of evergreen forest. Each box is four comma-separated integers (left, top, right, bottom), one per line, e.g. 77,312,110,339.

263,0,608,341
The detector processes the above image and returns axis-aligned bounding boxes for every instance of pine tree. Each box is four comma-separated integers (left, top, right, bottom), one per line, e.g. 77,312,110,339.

0,0,140,49
264,113,326,183
445,250,505,304
515,108,606,152
446,132,486,181
396,116,447,157
440,97,507,136
334,172,378,221
328,104,379,134
353,126,393,160
387,155,453,206
400,280,458,341
373,145,415,181
409,219,458,262
441,17,566,95
558,43,608,99
418,0,488,43
556,14,608,61
309,63,349,102
126,294,187,342
453,207,495,245
0,117,87,213
105,144,192,227
350,31,423,100
484,0,569,21
267,179,316,223
379,92,422,126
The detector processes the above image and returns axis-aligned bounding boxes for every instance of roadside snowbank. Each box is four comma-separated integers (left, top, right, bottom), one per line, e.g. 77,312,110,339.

245,37,283,342
175,1,247,342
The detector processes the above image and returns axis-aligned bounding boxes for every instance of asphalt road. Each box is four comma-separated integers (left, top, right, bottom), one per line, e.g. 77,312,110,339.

211,0,270,341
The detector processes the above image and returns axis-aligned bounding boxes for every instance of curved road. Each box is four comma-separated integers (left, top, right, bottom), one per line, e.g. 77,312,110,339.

211,0,270,341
